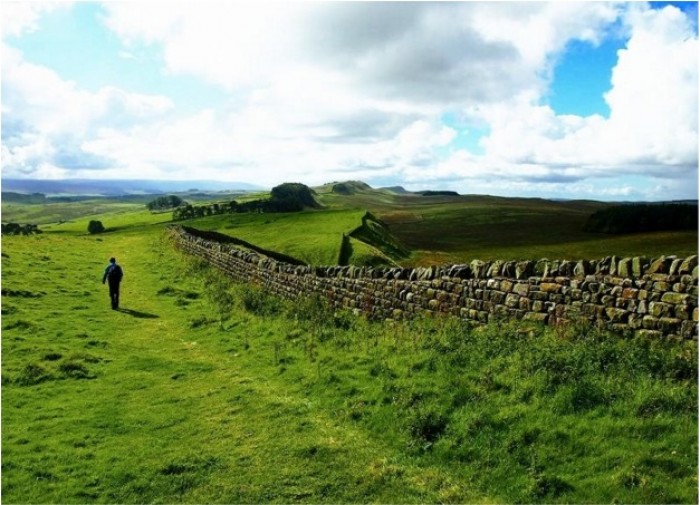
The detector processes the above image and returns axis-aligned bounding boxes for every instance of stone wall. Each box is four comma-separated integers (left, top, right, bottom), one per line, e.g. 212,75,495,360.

170,226,698,339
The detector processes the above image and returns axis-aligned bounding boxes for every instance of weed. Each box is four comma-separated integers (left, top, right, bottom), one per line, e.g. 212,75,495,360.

407,405,450,446
59,361,95,380
14,363,53,386
3,319,35,331
239,284,281,317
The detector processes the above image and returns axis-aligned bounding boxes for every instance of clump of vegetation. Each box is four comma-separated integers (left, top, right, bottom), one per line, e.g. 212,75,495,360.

1,223,42,235
87,220,105,234
146,195,185,211
584,203,698,234
173,183,318,221
202,272,234,329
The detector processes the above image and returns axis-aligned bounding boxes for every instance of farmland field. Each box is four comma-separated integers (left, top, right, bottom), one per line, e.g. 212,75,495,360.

1,188,698,503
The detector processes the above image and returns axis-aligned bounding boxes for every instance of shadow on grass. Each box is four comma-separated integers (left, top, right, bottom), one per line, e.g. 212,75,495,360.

117,308,159,319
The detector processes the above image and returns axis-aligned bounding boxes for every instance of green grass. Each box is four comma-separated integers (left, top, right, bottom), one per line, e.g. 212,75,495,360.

2,200,146,226
343,194,697,265
181,208,369,265
2,214,697,503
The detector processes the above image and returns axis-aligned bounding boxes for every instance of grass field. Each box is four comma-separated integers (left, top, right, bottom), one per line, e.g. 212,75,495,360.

176,208,369,265
5,184,697,268
1,204,698,503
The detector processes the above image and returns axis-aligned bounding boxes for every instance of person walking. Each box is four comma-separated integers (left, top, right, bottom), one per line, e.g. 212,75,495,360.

102,257,124,310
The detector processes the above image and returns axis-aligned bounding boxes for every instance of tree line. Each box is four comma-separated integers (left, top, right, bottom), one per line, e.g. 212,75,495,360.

2,223,42,235
172,183,318,221
583,203,698,234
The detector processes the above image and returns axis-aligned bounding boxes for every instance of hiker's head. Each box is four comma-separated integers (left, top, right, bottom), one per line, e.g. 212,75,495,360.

109,257,116,264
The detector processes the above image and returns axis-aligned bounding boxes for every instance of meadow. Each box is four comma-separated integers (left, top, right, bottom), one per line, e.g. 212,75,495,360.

1,196,698,503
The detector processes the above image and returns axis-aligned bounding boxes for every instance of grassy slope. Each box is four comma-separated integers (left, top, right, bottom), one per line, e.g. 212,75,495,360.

1,225,448,503
2,208,697,503
316,190,698,265
180,209,368,265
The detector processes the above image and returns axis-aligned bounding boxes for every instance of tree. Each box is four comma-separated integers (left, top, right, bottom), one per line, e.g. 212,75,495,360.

87,220,105,234
146,195,184,211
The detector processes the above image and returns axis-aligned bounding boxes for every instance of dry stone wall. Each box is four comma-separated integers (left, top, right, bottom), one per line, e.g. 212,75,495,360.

171,226,698,339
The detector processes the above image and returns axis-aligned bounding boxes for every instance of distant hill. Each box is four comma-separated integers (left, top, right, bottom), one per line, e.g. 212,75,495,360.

2,192,48,204
380,186,411,194
330,181,374,195
2,178,264,196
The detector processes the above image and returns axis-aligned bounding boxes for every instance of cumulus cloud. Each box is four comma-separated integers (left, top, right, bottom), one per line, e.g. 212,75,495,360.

466,3,698,188
1,44,174,177
2,2,697,200
2,2,72,38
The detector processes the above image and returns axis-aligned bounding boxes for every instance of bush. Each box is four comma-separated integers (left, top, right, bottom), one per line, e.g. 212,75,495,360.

87,220,105,234
146,195,184,211
238,284,281,317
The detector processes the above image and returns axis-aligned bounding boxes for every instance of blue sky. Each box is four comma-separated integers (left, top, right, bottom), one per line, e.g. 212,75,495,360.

2,1,698,201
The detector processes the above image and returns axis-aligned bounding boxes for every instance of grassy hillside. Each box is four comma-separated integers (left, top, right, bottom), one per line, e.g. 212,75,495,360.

314,186,698,264
5,184,696,268
179,208,388,266
2,217,697,503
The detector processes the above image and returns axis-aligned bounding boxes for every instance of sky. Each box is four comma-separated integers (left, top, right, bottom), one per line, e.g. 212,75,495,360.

1,1,698,201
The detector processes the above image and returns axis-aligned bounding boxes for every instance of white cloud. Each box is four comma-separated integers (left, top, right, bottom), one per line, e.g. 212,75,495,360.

2,2,697,201
1,44,174,176
1,2,72,38
453,3,698,191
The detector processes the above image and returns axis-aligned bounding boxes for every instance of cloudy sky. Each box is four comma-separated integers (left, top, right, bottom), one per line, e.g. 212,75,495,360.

2,1,698,200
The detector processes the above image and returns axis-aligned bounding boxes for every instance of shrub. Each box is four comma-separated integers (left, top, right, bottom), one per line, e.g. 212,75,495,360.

87,220,105,234
238,284,281,317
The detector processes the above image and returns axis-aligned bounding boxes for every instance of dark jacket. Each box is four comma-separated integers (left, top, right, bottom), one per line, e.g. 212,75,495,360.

103,263,123,284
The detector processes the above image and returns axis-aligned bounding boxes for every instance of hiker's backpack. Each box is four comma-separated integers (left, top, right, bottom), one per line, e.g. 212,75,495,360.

108,264,123,283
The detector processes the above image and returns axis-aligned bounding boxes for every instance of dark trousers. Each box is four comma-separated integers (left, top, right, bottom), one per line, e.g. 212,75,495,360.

108,281,120,309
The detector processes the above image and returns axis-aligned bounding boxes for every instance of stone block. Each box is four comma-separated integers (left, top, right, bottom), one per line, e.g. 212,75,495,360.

636,329,663,339
647,256,672,274
679,255,698,275
605,307,628,323
470,260,487,279
660,292,689,305
628,313,643,329
490,291,506,304
674,304,690,320
632,257,648,277
513,283,529,296
642,315,659,330
672,283,686,293
505,293,520,308
658,317,681,334
652,281,669,292
669,258,684,277
428,299,440,311
516,261,534,279
532,291,549,302
617,258,632,278
540,282,561,293
681,320,697,339
649,301,673,317
523,312,548,323
573,260,590,277
622,288,638,300
519,297,531,311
